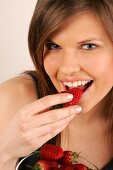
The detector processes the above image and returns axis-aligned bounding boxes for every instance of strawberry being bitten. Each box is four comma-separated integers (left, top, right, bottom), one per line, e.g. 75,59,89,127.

63,87,83,107
50,88,83,110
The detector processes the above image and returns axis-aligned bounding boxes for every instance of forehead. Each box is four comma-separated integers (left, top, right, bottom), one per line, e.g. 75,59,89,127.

49,11,110,42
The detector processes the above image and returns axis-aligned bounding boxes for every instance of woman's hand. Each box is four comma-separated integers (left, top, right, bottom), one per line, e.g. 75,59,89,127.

0,93,82,160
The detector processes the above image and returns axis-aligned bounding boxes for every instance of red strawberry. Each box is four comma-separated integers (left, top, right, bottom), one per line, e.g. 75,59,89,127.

50,88,83,111
64,88,83,107
61,165,75,170
51,166,74,170
33,160,58,170
59,150,79,165
73,163,88,170
40,144,64,161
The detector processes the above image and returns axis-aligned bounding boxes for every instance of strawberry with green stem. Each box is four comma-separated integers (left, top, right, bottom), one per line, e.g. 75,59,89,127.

33,160,59,170
59,150,80,165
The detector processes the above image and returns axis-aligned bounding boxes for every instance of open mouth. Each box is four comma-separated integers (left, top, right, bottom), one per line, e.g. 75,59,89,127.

64,80,93,92
80,80,93,92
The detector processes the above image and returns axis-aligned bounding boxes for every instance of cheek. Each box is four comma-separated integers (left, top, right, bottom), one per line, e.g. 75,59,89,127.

44,56,61,90
96,57,113,83
44,55,58,77
83,53,113,82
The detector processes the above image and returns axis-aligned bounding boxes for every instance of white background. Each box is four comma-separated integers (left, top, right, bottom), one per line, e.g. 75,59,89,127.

0,0,37,83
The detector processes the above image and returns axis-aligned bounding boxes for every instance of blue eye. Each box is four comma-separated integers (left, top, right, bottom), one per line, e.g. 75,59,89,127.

82,44,96,50
46,42,60,50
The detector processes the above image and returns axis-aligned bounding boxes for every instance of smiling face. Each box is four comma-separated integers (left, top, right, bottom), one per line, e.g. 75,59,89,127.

44,11,113,113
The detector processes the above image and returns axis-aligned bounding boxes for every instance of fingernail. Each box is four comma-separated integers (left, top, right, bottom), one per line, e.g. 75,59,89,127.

66,94,73,101
75,106,82,113
69,106,82,115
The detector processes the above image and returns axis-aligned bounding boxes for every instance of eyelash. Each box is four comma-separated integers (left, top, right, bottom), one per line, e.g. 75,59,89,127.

81,43,97,50
46,42,60,50
46,42,97,51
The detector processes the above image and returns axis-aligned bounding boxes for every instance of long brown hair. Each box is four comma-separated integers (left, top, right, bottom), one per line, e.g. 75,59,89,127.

28,0,113,152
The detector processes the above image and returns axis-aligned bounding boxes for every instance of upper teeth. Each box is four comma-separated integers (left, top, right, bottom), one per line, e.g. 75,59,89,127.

63,80,91,88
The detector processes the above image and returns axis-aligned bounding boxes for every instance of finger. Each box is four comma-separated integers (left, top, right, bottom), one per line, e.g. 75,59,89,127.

30,105,82,127
29,115,75,138
20,93,73,116
34,120,70,148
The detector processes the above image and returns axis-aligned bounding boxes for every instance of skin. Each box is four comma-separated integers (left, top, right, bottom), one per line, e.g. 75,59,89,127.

0,11,112,170
44,11,113,115
0,74,81,170
44,12,113,168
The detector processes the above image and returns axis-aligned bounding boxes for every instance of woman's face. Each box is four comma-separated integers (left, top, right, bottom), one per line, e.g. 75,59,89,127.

44,11,113,113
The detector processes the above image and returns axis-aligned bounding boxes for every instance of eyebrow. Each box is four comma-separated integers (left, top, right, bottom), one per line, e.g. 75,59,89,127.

77,38,103,44
46,39,57,44
46,38,103,45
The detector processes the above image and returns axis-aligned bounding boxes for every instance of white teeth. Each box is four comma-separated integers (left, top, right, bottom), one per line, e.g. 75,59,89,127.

63,80,91,88
81,81,86,85
73,82,78,87
78,81,82,86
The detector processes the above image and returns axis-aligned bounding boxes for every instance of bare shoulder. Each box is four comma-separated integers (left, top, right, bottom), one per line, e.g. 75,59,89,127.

0,74,37,131
0,74,38,108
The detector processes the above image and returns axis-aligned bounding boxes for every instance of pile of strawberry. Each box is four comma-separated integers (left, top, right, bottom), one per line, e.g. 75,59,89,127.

33,144,92,170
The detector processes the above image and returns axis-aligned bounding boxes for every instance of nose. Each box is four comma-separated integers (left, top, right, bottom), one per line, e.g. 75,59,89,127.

59,50,81,76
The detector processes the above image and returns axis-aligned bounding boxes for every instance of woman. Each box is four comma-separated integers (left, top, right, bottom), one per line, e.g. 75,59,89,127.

0,0,113,169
